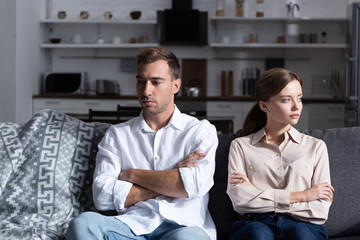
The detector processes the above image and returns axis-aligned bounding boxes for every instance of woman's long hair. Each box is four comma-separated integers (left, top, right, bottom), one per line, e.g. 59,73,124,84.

242,68,302,136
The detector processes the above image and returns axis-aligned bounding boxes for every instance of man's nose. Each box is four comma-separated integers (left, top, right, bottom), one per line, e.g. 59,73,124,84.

143,81,152,96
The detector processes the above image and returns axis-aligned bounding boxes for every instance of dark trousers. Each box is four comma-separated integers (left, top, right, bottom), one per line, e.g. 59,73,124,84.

229,212,328,240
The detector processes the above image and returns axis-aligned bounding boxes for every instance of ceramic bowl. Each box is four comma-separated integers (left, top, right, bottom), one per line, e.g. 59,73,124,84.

130,11,141,20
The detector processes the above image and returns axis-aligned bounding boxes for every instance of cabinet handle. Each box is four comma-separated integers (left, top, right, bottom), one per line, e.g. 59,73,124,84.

327,106,343,111
327,117,343,122
85,102,100,106
45,101,60,105
217,104,231,108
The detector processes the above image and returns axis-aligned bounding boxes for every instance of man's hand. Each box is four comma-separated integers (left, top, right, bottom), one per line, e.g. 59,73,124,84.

175,150,205,168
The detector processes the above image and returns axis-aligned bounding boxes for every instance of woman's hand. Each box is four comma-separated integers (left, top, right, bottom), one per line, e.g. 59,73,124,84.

175,150,205,168
229,172,253,186
291,182,334,203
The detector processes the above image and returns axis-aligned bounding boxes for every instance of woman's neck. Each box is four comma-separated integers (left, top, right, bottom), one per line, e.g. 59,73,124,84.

264,124,291,146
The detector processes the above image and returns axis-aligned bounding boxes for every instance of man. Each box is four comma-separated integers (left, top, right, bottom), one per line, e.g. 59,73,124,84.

67,46,218,240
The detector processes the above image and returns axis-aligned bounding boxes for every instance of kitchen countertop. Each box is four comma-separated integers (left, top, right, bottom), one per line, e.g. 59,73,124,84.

33,94,346,103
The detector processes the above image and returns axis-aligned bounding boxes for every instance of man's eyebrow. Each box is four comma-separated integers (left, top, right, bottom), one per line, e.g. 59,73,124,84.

136,76,165,81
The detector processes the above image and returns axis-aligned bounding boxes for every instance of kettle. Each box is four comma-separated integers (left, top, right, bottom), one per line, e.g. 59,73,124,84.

185,87,201,97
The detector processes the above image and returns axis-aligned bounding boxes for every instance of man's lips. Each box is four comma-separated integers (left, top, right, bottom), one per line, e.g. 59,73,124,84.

141,99,156,105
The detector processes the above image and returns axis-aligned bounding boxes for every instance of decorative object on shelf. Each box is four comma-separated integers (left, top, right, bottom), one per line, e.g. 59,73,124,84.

228,71,234,97
72,34,82,44
277,36,286,43
216,0,225,17
104,11,113,20
49,37,61,44
321,32,327,43
286,1,300,18
309,33,317,43
222,36,230,43
286,22,299,43
112,36,122,44
57,11,66,19
256,0,264,17
139,34,148,43
221,70,227,97
128,37,137,43
235,0,244,17
97,37,104,44
248,34,258,43
299,33,309,43
80,11,89,19
130,11,141,20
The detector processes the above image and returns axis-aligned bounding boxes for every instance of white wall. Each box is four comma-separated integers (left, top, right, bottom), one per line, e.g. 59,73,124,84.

0,1,16,122
0,0,45,123
0,0,353,123
15,0,46,123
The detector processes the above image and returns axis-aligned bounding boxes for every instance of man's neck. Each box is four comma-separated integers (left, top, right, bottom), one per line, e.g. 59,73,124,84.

143,106,175,131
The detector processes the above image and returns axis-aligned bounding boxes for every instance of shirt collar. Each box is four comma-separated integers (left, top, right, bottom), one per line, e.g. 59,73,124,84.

251,126,301,145
132,105,184,133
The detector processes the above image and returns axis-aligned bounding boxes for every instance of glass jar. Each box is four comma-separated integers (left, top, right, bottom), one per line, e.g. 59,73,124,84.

321,32,327,43
216,0,225,17
256,0,264,17
236,0,244,17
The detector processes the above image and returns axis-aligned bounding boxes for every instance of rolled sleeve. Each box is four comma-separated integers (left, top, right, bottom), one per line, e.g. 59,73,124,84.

179,120,218,199
113,180,133,212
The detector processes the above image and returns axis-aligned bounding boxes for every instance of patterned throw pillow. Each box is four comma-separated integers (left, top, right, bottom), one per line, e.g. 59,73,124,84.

0,109,110,240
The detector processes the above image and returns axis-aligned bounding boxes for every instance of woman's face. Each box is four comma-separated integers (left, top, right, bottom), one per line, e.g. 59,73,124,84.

260,80,303,128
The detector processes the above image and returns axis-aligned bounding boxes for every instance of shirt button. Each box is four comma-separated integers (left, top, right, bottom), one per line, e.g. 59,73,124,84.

155,156,159,160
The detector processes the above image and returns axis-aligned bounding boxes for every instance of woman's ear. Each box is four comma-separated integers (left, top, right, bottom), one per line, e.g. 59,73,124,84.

259,101,269,112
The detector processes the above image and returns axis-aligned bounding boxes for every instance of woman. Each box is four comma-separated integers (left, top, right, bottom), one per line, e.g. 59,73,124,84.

227,68,334,240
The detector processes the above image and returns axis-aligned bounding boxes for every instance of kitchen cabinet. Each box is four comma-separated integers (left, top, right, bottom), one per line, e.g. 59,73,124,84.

207,101,255,131
209,17,347,48
33,98,140,115
308,103,345,129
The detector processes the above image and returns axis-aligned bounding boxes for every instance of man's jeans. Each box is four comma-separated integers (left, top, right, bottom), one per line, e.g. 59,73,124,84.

229,212,328,240
67,211,210,240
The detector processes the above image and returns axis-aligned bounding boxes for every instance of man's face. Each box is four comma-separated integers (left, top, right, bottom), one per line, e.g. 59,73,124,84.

136,60,181,117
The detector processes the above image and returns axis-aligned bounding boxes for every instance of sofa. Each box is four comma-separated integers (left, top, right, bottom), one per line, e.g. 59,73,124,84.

0,109,359,240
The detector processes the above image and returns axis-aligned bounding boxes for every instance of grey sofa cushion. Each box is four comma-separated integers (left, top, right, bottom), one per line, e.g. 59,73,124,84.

303,128,360,238
0,110,110,239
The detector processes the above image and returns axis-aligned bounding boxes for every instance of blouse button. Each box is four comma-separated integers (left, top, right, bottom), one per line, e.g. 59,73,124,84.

249,165,254,170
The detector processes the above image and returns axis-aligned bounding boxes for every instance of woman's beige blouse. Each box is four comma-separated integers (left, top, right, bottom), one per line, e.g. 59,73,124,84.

227,127,332,225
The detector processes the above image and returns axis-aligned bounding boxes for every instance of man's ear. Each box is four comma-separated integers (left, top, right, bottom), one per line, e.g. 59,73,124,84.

173,78,182,94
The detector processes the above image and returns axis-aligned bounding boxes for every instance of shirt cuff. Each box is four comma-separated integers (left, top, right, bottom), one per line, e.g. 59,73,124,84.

179,167,196,198
113,180,133,212
274,189,291,212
